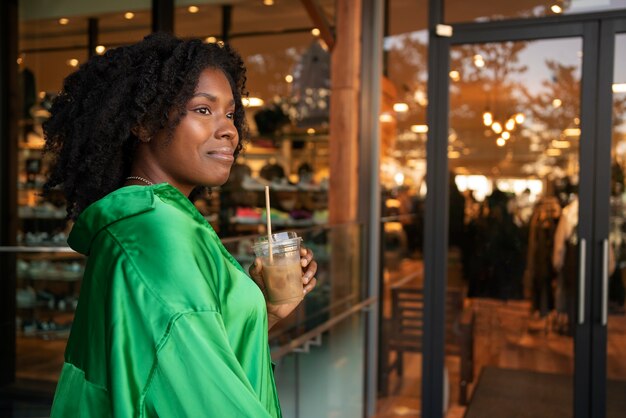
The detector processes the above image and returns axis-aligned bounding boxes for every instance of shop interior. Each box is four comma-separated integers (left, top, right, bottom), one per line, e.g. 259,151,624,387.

7,1,626,417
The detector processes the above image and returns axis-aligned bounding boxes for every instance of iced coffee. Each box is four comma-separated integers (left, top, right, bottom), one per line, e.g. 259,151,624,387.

253,231,304,305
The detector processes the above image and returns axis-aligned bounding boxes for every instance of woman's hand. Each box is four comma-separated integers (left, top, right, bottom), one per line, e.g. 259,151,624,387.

249,247,318,330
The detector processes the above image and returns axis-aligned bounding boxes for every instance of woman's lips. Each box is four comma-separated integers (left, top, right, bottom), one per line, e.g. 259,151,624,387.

206,148,234,162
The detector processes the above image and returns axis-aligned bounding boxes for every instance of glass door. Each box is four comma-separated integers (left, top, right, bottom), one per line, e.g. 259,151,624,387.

598,19,626,418
440,22,601,415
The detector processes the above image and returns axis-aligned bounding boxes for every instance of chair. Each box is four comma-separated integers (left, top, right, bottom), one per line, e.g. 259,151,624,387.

380,286,475,405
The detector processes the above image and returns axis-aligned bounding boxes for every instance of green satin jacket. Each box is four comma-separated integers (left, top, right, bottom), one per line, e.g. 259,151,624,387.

50,184,282,418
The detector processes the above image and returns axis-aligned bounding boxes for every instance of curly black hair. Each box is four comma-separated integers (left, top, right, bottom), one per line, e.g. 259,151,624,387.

42,32,248,220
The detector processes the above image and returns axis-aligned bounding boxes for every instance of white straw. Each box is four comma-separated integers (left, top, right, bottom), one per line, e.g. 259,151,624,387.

265,186,273,264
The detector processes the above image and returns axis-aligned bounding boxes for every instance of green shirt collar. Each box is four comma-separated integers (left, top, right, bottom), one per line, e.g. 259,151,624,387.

68,183,202,255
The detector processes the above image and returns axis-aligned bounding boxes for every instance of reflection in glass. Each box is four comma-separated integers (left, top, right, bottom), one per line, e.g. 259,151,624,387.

445,0,626,24
608,33,626,412
377,0,427,416
449,38,582,415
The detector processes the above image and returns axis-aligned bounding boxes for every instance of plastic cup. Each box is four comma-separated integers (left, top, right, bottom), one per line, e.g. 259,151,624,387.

253,231,304,305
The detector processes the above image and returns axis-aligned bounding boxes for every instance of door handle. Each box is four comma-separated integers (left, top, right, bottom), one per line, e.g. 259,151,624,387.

602,239,609,326
578,238,586,325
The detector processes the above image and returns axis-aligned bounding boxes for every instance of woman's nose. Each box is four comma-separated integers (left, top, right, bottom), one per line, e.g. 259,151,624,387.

216,118,237,143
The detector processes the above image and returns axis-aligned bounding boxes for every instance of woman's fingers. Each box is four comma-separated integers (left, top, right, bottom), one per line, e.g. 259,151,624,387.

300,247,314,267
302,260,317,284
303,277,317,295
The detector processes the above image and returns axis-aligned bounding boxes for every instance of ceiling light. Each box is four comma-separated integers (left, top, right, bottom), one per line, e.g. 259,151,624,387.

205,36,217,43
311,28,321,37
307,128,316,135
124,12,135,20
393,103,409,112
613,83,626,93
514,113,525,124
496,137,506,147
551,4,563,13
552,140,571,149
58,18,69,25
414,90,428,106
263,0,275,5
505,118,515,131
411,125,429,133
242,97,264,107
483,111,493,126
563,128,581,137
379,113,393,123
552,98,562,108
473,54,485,68
95,45,106,55
285,74,293,83
449,70,460,82
491,122,503,134
188,6,199,13
67,59,79,67
501,131,511,140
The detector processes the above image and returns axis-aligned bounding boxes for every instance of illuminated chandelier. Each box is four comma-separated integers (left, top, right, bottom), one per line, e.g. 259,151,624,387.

482,110,525,147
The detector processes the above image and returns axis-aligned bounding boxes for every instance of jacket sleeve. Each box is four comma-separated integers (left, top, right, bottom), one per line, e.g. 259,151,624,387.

142,310,275,418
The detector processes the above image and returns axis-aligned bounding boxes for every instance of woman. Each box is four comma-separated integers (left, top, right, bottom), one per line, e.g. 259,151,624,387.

44,32,317,417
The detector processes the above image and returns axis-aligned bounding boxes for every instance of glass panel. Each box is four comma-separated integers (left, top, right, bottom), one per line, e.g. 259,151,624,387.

16,12,89,385
445,0,626,24
230,0,334,34
199,29,330,237
222,223,365,416
99,8,152,47
175,1,331,238
174,2,221,39
15,1,150,387
377,0,427,416
608,32,626,416
297,313,365,418
449,38,582,416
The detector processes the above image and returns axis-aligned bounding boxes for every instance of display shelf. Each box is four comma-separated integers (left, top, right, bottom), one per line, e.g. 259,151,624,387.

18,205,67,219
17,273,82,282
15,251,79,261
230,217,318,228
17,301,77,313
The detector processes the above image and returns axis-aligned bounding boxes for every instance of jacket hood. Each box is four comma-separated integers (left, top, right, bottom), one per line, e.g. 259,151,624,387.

68,185,156,255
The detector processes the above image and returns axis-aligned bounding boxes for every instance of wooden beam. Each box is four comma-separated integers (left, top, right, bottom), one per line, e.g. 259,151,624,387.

300,0,335,51
329,0,360,224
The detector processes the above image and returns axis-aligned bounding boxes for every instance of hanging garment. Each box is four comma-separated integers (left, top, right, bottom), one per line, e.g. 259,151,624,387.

50,184,281,417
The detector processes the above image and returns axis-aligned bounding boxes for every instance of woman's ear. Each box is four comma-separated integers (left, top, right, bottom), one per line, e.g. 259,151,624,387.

131,125,151,143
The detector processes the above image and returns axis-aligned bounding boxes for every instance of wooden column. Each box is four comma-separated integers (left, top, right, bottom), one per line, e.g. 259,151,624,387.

329,0,361,224
327,0,362,323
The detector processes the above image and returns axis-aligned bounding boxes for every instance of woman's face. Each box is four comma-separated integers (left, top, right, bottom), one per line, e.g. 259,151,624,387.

141,68,239,195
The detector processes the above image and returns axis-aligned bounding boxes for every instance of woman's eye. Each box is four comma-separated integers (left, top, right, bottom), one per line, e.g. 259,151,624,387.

195,107,211,115
226,112,235,120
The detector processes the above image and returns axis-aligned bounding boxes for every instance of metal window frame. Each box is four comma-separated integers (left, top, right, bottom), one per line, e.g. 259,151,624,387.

0,0,18,387
421,1,626,417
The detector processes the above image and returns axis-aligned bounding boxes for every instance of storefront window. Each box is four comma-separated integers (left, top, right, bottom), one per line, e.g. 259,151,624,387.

175,1,333,237
16,1,152,384
377,0,428,415
445,0,626,24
